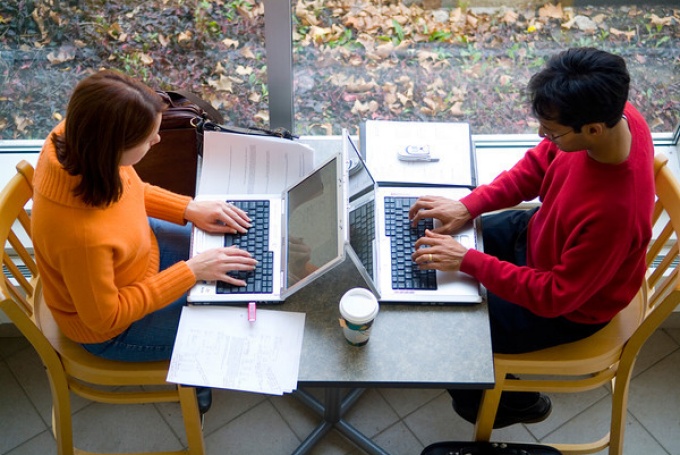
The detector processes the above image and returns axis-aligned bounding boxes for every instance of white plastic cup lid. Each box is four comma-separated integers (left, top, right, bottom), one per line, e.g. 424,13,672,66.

339,288,379,325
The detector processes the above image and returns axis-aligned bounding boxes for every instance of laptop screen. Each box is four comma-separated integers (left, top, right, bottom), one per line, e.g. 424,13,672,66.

286,155,341,288
345,135,378,283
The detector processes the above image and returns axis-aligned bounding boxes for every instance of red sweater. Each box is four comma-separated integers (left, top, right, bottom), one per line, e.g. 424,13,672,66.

460,103,654,324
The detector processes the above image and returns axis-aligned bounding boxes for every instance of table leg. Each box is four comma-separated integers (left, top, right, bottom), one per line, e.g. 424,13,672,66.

291,388,390,455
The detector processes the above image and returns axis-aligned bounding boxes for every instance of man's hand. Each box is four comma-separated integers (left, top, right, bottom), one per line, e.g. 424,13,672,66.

408,196,471,234
411,230,468,272
184,200,251,234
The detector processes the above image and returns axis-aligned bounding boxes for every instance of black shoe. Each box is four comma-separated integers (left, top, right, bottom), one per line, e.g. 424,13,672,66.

452,392,552,429
196,387,212,415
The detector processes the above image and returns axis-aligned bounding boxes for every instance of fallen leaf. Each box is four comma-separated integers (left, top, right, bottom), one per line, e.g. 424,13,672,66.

501,9,519,24
254,110,269,124
650,118,665,129
47,46,76,65
138,52,153,65
650,14,673,27
178,30,192,42
240,47,256,59
351,99,371,115
235,65,253,76
539,3,564,20
158,34,169,47
449,101,464,116
107,22,123,40
499,74,513,85
610,27,636,40
14,115,33,133
222,38,239,48
208,75,234,92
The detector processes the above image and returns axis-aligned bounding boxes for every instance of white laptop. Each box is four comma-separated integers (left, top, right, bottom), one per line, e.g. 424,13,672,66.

188,151,348,303
344,133,483,304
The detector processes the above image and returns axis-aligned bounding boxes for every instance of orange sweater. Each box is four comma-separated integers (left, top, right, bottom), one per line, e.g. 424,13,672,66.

31,123,197,343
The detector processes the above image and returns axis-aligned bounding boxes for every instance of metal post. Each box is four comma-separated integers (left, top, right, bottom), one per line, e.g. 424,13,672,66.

263,0,295,133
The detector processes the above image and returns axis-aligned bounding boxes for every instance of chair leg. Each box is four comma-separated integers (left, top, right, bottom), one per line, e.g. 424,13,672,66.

609,373,633,455
474,383,504,441
178,385,205,455
45,367,75,455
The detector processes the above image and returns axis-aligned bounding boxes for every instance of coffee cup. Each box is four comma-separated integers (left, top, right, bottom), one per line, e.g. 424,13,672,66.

338,287,379,346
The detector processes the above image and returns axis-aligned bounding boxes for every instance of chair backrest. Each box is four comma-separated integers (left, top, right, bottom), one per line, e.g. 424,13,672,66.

620,153,680,369
0,161,71,393
1,160,38,320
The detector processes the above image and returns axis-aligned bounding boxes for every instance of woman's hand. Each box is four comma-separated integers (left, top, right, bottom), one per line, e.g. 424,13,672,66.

184,200,251,234
411,230,468,272
186,246,257,286
408,196,471,234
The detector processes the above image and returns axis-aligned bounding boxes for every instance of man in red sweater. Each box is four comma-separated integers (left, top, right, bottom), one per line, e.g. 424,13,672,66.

409,47,655,427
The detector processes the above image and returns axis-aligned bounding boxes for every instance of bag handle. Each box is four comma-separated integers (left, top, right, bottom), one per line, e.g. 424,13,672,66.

166,89,225,125
202,121,298,140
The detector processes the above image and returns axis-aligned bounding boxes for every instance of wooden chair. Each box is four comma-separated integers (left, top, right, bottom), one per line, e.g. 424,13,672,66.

0,160,205,455
474,153,680,454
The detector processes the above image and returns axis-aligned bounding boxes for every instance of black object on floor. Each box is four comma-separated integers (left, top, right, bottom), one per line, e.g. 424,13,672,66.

196,387,212,415
421,441,563,455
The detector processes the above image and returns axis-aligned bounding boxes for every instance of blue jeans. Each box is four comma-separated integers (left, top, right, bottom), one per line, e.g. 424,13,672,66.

81,218,192,362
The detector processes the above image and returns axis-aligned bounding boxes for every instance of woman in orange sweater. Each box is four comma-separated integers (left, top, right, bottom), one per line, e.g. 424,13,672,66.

31,70,257,375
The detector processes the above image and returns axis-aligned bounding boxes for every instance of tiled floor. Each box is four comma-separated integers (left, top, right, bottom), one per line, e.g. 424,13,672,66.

2,321,680,455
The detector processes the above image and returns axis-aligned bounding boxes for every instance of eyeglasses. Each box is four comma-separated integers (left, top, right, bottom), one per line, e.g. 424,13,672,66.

540,128,573,141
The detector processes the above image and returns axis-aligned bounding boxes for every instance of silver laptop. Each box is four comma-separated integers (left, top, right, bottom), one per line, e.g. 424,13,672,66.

188,151,347,303
344,133,483,304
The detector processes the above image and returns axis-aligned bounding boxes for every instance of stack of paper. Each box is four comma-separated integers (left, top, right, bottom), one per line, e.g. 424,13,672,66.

167,306,305,395
197,131,315,196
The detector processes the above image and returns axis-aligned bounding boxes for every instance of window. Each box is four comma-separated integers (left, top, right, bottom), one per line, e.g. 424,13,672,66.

1,1,678,141
291,2,679,136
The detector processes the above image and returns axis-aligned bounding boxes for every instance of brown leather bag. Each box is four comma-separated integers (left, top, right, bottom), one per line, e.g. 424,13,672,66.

134,90,296,197
133,90,223,197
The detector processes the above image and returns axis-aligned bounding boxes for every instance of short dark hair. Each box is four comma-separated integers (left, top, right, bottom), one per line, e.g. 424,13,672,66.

527,47,630,132
53,70,164,206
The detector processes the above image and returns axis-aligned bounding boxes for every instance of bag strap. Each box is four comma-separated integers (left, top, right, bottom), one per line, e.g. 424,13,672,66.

202,121,298,140
166,90,225,125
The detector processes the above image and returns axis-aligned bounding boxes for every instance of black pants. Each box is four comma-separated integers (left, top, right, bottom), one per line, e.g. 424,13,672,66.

449,209,606,409
482,209,606,354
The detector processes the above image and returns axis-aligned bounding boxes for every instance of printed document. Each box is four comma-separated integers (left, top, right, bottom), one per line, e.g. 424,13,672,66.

168,306,305,395
197,131,315,195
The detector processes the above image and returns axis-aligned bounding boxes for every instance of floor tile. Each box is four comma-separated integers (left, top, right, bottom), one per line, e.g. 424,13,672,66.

269,391,322,441
628,349,680,454
343,389,401,438
160,387,267,444
70,401,184,453
3,321,680,455
378,388,444,418
664,327,680,345
0,337,30,360
526,387,610,440
204,400,304,455
632,328,680,378
4,431,57,455
5,345,89,424
541,396,668,455
370,421,425,455
0,360,47,454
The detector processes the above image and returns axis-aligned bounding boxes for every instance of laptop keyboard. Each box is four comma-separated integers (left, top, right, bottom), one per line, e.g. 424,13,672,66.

349,202,375,278
216,200,274,294
384,196,437,290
